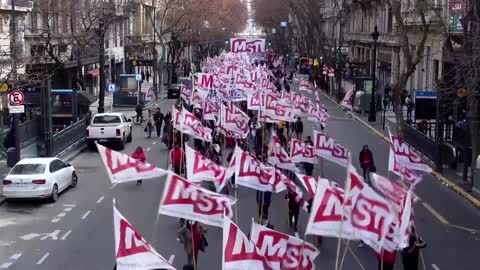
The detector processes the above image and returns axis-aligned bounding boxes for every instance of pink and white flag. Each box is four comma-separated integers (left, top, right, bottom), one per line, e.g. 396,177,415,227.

273,100,296,122
268,133,299,172
305,178,358,239
221,103,250,138
250,221,319,270
340,89,354,110
350,185,396,253
235,146,283,192
370,173,408,210
247,92,264,111
204,98,220,121
295,173,323,199
299,79,312,92
158,172,236,228
388,148,425,186
185,145,233,192
276,169,308,211
180,85,192,103
97,143,167,184
197,72,214,89
223,217,273,270
290,139,316,164
388,128,432,173
173,108,213,142
114,206,175,270
313,131,350,167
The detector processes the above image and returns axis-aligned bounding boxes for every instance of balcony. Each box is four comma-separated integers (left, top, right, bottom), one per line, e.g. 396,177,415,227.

344,32,400,46
0,0,32,12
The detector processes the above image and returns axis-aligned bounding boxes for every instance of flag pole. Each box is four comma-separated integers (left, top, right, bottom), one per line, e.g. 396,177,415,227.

334,153,352,270
190,222,197,270
338,239,350,270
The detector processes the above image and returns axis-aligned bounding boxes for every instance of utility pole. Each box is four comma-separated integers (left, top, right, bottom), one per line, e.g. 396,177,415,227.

10,0,20,163
336,7,344,103
152,0,158,99
98,18,106,113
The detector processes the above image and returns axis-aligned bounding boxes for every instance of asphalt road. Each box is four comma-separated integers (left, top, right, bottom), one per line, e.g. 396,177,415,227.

0,79,479,270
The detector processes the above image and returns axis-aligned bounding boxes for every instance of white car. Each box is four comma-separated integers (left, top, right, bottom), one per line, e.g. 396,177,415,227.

86,113,133,150
2,158,78,202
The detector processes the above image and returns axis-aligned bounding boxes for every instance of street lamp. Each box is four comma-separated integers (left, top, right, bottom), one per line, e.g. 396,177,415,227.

170,33,181,84
368,25,380,122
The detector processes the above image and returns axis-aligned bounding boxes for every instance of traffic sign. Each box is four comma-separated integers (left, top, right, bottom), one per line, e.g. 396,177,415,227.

135,74,142,81
8,89,25,105
457,87,467,98
9,105,24,114
108,84,118,92
0,83,8,93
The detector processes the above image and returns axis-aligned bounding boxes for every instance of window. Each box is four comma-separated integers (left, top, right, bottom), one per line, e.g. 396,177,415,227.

92,115,121,124
11,164,46,175
49,160,66,173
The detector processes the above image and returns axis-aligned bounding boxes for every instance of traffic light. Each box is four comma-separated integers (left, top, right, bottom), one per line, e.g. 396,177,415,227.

268,40,272,47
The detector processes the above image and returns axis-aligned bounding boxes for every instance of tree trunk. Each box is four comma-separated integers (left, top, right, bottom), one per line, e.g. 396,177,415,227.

392,78,407,137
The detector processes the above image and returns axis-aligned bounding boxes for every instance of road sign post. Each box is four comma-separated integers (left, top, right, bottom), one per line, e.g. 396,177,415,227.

136,74,142,105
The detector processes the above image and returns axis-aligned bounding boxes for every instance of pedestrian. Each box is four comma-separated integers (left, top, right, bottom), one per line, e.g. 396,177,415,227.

294,117,303,139
406,94,414,121
359,145,375,184
135,103,143,123
250,117,260,152
169,142,185,175
377,249,396,270
146,70,151,82
131,146,146,184
177,221,207,266
153,107,164,138
141,71,145,82
402,225,426,270
256,191,272,220
286,190,300,232
144,110,154,138
227,148,235,186
182,265,194,270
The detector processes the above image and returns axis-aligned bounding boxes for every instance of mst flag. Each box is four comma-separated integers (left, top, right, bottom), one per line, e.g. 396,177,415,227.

313,131,350,167
114,206,175,270
221,103,250,138
290,139,316,164
185,145,233,192
158,172,236,228
388,127,432,173
97,143,167,184
173,108,213,142
250,221,319,270
388,148,425,186
223,217,273,270
268,133,299,172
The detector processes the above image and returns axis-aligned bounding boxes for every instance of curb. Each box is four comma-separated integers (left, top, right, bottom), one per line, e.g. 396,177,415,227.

319,91,480,209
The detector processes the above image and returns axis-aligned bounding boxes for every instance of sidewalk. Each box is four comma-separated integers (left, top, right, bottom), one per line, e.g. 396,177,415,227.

320,89,480,208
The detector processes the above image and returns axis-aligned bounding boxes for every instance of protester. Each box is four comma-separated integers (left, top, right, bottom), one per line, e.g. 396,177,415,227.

359,145,375,184
250,118,260,152
169,142,185,175
402,225,427,270
286,190,300,232
256,191,272,220
141,71,145,82
406,94,414,121
144,110,154,138
177,221,207,266
131,146,146,184
135,102,143,123
295,117,303,139
153,107,164,138
145,70,151,82
377,249,396,270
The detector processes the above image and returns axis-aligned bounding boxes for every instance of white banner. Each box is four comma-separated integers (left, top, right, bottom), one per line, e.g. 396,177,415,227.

250,221,319,270
350,185,396,253
388,129,432,173
230,38,266,53
223,216,272,270
114,206,175,270
234,146,284,192
221,103,250,138
340,89,354,110
173,108,213,142
158,172,236,228
388,148,425,186
97,143,167,184
299,79,312,92
204,98,220,121
268,133,299,172
290,139,317,164
313,131,350,167
185,145,233,192
295,173,323,199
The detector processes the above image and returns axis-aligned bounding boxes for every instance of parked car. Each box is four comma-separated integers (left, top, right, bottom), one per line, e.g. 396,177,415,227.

2,158,78,202
167,84,181,99
86,113,133,150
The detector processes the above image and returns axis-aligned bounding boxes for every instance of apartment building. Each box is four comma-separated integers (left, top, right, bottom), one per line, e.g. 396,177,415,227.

318,0,448,93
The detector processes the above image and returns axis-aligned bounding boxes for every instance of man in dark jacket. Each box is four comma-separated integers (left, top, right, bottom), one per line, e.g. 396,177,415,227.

256,191,272,220
402,225,426,270
359,145,374,184
153,107,164,138
294,117,303,139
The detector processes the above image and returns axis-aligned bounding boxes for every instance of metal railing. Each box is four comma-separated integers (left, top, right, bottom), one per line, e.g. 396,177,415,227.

51,118,87,156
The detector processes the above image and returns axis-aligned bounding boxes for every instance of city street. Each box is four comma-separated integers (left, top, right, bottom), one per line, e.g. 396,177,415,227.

0,79,479,270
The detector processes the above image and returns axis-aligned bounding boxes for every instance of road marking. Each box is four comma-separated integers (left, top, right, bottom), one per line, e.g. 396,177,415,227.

9,254,21,260
51,218,61,223
63,204,76,207
57,213,66,217
64,207,73,212
446,224,480,234
81,211,91,220
61,230,72,240
432,264,440,270
168,255,175,264
36,253,49,265
0,262,12,268
40,230,61,240
97,196,105,204
153,141,157,145
422,202,449,225
110,184,117,189
147,147,151,152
